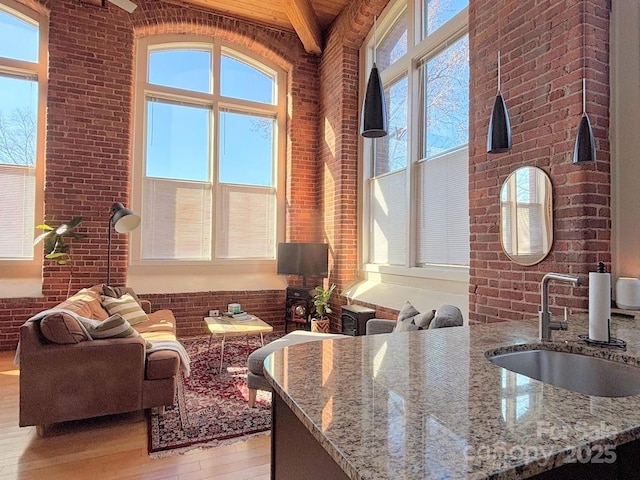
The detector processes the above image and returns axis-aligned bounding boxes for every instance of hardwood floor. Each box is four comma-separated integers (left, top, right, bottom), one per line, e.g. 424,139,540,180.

0,351,270,480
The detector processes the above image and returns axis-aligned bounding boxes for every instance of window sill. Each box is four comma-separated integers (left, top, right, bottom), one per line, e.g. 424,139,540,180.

343,264,469,321
127,264,286,294
0,278,43,299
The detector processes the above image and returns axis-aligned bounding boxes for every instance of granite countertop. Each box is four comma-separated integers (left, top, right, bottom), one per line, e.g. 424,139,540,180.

264,314,640,479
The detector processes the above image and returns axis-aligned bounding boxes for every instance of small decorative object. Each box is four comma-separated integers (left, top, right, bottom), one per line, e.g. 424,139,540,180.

311,283,336,333
33,216,85,265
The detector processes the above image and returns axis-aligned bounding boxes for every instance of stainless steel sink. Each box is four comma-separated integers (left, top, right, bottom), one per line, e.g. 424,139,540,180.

487,349,640,397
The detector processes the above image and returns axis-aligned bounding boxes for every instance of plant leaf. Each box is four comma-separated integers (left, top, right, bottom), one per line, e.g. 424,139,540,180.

33,231,51,246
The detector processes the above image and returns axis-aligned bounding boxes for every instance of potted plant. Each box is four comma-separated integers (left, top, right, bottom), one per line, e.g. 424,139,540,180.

311,283,336,333
33,216,85,265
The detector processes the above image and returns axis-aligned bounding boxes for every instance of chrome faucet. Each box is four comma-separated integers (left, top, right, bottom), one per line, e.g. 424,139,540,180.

539,273,582,341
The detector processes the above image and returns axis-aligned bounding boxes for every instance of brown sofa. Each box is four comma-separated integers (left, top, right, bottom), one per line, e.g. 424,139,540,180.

18,285,181,433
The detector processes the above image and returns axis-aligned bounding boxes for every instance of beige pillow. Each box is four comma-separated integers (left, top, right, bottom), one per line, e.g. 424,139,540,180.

40,313,90,344
101,293,149,326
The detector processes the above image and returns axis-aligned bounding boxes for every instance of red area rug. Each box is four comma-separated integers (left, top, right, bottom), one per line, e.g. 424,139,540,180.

148,336,276,456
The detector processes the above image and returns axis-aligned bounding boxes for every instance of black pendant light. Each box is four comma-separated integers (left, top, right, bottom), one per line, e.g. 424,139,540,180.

487,51,512,153
573,3,595,163
361,17,388,138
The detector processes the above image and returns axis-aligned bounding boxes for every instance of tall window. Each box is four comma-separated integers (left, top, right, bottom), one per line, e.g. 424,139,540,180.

364,0,469,271
0,1,45,266
133,38,284,264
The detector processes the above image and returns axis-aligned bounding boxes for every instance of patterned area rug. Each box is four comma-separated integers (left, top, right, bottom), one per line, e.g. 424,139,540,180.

148,335,276,456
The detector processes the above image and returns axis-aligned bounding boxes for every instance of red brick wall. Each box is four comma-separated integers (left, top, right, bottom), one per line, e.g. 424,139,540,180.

319,0,390,330
0,0,318,350
468,0,611,323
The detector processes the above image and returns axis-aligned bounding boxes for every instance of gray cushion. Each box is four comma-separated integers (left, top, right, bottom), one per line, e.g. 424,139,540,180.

414,309,436,329
394,320,420,332
397,301,420,322
247,331,345,376
429,305,464,329
394,301,436,332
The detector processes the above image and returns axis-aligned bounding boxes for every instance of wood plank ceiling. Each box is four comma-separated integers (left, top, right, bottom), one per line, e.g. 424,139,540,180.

163,0,353,55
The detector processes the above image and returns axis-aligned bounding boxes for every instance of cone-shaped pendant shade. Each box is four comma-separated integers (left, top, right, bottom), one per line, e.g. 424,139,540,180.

487,92,512,153
360,63,388,138
573,112,596,163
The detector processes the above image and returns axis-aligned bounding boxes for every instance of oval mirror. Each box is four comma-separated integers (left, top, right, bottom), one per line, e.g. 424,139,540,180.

500,166,553,266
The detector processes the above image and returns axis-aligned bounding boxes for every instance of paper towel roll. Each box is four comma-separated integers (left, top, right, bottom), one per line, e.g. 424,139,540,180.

589,271,610,342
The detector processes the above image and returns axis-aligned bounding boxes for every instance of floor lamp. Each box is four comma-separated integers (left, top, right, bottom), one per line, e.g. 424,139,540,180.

107,202,140,286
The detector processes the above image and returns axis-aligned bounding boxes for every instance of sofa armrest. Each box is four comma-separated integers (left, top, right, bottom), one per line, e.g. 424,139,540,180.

19,323,147,426
366,318,396,335
139,299,152,314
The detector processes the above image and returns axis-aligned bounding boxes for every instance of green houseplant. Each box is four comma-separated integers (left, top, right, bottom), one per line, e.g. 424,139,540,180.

33,216,85,265
311,283,336,333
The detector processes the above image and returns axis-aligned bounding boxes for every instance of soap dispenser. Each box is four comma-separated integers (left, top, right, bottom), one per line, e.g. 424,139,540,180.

588,262,611,342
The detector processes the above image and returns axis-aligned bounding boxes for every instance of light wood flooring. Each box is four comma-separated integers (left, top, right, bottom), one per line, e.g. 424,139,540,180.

0,351,270,480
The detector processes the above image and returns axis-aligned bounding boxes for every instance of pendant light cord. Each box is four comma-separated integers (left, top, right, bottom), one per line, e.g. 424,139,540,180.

497,51,501,94
582,0,586,114
373,15,377,64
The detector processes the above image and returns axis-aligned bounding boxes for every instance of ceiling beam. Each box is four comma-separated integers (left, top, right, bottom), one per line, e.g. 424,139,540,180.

281,0,323,55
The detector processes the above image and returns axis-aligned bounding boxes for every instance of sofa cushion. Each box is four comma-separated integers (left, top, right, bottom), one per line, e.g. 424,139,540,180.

55,287,109,320
101,293,149,326
102,284,141,304
78,314,147,344
40,313,90,344
394,301,426,332
135,310,177,342
429,305,464,329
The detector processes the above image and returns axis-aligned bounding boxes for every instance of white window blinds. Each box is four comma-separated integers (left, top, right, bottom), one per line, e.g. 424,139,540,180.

216,184,276,259
142,178,212,260
416,147,469,266
369,169,407,265
0,164,35,259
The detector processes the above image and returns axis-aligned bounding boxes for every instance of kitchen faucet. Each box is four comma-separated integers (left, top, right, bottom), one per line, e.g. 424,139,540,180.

539,273,582,341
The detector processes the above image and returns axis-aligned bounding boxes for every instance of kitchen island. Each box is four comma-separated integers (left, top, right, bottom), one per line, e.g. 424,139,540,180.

264,315,640,479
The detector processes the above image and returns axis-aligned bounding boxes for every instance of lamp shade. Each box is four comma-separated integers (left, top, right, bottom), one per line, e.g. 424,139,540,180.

573,112,596,164
487,92,512,153
110,202,141,233
360,63,388,138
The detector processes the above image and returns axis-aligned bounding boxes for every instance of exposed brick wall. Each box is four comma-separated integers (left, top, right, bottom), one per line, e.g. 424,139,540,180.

468,0,611,323
318,0,390,331
142,290,286,338
0,0,318,350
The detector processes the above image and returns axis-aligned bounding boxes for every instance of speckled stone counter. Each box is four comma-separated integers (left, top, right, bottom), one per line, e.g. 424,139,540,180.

264,314,640,479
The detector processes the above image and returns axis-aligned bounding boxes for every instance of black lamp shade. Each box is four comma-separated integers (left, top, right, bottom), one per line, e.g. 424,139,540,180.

573,113,596,163
110,202,141,233
360,63,388,138
487,92,512,153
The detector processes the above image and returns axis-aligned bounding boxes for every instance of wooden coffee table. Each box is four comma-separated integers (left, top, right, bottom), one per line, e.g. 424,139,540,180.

204,315,273,374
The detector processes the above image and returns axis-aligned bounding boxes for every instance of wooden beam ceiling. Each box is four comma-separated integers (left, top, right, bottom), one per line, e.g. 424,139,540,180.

280,0,323,55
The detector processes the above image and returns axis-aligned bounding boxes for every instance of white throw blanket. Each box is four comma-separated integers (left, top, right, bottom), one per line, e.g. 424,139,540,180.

14,308,191,377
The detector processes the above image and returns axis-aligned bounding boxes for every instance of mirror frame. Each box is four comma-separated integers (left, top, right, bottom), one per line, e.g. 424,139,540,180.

499,166,553,266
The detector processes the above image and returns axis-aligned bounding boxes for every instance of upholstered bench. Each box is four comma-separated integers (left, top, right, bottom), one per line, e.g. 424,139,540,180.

247,330,346,407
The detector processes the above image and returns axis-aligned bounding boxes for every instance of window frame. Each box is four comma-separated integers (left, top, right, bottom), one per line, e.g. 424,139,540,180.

359,0,469,285
0,0,47,279
130,35,286,271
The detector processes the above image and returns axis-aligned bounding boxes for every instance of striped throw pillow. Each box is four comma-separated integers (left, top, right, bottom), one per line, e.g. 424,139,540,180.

79,315,152,349
100,293,149,326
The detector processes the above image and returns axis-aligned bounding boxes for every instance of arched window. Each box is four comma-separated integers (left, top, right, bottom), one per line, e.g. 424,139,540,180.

0,1,47,277
131,36,285,278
